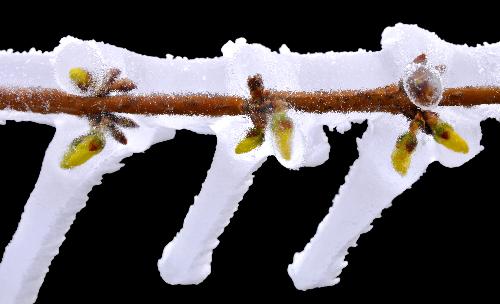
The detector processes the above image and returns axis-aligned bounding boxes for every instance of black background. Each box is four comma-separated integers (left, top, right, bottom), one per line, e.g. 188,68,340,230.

1,3,499,303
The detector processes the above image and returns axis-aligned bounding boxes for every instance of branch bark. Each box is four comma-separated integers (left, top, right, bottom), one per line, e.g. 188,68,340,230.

1,84,500,119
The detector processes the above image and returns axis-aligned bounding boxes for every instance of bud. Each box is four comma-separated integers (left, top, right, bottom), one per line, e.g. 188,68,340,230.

61,131,106,169
271,112,293,160
431,121,469,153
235,127,265,154
391,132,418,176
69,67,92,91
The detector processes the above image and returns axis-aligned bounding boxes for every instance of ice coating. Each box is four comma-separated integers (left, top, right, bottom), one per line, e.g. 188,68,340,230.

0,23,499,303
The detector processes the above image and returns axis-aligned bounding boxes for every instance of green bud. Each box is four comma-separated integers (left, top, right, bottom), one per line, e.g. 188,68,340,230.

235,127,264,154
391,132,418,176
431,121,469,153
61,131,106,169
271,112,293,160
69,67,92,91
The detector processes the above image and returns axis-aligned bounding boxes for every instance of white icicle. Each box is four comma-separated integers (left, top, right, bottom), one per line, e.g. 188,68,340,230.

0,116,174,304
287,111,485,290
287,115,417,290
158,118,267,285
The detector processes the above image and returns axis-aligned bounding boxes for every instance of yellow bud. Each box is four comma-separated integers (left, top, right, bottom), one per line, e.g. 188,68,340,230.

69,67,92,90
271,112,293,160
431,121,469,153
235,128,264,154
61,131,106,169
391,132,418,176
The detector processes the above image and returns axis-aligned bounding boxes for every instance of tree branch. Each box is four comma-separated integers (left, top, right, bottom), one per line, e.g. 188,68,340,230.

1,84,500,120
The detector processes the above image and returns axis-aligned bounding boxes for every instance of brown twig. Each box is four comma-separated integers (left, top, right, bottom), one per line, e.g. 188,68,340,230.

1,83,500,119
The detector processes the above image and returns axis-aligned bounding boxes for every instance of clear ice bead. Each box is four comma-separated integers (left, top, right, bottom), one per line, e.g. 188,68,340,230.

402,62,443,110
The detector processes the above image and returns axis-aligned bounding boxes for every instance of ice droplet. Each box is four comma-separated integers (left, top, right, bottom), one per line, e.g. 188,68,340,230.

402,61,443,110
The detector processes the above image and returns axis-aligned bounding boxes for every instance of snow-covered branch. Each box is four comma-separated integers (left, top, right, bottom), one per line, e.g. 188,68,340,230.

2,23,500,304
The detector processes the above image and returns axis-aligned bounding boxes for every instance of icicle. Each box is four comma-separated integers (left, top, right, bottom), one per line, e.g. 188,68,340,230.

288,111,483,290
0,117,174,304
158,118,267,284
